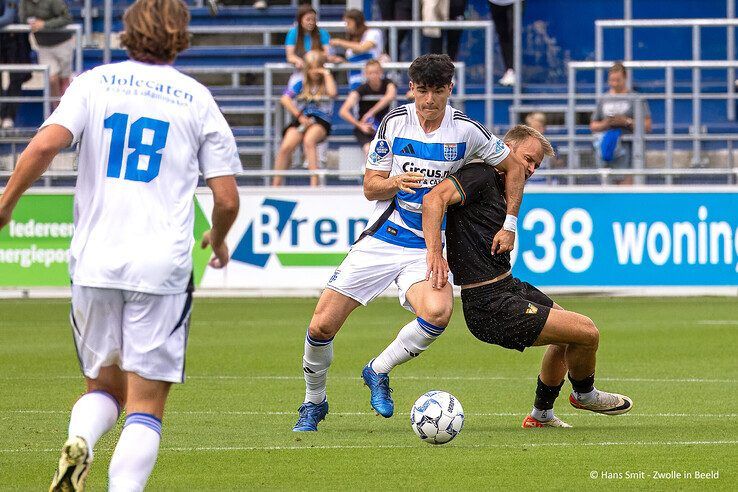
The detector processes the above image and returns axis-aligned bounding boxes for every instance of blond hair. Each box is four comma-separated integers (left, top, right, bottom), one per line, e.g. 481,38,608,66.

525,112,546,127
298,50,330,100
610,61,628,78
503,124,555,157
119,0,190,64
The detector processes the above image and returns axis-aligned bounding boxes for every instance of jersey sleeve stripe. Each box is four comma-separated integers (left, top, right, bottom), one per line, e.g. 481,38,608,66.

377,107,407,139
378,108,406,139
448,175,467,205
453,114,492,140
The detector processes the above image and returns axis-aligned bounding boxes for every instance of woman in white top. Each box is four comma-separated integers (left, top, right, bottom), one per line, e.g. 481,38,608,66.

330,9,385,90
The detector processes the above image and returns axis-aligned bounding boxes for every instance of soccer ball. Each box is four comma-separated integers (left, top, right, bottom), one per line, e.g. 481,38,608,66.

410,390,464,445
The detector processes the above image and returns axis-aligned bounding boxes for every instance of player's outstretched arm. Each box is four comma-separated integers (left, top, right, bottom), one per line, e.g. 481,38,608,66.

363,169,424,201
201,175,239,269
0,125,72,230
492,151,527,255
422,179,461,290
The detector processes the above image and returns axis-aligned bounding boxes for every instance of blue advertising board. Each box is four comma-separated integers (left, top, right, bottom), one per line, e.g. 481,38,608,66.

512,189,738,286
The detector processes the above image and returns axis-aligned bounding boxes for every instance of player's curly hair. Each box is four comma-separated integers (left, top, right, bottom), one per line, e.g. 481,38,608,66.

119,0,190,64
409,54,455,88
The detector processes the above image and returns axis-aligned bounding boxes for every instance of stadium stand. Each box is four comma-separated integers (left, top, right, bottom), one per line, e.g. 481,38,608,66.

1,0,737,185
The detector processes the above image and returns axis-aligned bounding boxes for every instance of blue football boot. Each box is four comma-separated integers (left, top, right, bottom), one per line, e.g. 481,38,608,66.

361,360,394,417
292,399,329,432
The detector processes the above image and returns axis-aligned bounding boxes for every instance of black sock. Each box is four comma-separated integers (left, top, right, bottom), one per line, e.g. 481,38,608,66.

534,376,565,411
568,373,595,394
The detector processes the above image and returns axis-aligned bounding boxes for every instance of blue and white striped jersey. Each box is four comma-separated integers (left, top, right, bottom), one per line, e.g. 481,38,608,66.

363,103,510,249
284,73,335,124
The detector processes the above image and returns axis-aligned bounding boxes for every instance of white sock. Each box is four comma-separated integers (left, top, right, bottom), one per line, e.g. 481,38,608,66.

371,318,445,374
108,413,162,492
303,331,333,404
531,407,555,422
68,390,120,459
575,387,598,403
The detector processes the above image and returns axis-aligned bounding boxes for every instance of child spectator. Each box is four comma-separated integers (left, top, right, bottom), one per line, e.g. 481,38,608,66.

339,60,396,157
273,50,337,187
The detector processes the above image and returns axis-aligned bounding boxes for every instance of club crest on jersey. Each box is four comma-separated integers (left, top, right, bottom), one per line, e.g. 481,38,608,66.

375,139,390,157
443,143,458,161
495,139,506,154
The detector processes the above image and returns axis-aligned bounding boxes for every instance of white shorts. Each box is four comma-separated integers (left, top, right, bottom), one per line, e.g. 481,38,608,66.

36,37,75,78
70,285,192,383
326,236,427,312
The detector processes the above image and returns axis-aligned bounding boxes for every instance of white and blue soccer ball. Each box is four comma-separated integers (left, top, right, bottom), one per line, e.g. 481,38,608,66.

410,390,464,445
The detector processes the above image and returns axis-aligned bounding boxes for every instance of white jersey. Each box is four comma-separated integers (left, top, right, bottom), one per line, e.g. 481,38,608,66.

42,60,241,294
363,103,510,248
346,28,384,90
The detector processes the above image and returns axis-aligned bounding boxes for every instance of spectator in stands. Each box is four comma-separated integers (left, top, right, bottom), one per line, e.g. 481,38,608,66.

378,0,412,61
525,112,564,184
488,0,518,86
590,62,651,185
20,0,73,107
423,0,467,61
273,50,337,187
285,4,332,70
1,0,33,129
330,9,385,90
339,60,397,157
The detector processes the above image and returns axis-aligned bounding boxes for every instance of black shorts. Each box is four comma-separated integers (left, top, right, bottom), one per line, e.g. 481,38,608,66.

283,117,332,137
460,275,554,352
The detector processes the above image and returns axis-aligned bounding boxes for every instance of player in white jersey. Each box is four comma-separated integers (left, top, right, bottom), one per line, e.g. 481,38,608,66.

293,54,528,431
0,1,241,490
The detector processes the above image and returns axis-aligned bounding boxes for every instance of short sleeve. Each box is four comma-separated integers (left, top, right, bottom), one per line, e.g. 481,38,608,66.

283,73,302,98
365,112,399,172
40,72,91,144
365,29,382,49
320,29,331,46
448,163,493,206
198,96,242,179
462,119,510,166
285,27,297,47
641,98,651,118
355,83,368,97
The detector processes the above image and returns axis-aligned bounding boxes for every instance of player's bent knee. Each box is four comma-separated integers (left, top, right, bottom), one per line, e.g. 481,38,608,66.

578,317,599,349
420,303,453,328
308,325,334,341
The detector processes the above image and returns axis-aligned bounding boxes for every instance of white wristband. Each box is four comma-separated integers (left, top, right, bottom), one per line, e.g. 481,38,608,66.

502,214,518,233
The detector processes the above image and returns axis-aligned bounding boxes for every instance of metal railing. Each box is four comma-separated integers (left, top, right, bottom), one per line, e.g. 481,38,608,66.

567,60,738,185
181,20,495,125
261,61,466,184
595,17,738,120
0,64,52,118
0,24,84,76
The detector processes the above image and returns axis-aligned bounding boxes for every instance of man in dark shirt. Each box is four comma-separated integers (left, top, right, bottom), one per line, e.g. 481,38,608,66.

422,124,633,428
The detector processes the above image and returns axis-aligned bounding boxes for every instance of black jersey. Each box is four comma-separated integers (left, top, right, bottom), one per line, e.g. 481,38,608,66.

445,162,510,285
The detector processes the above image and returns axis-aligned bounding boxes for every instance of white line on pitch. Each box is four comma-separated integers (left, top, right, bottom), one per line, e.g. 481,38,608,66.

1,440,736,454
697,320,738,325
4,409,737,419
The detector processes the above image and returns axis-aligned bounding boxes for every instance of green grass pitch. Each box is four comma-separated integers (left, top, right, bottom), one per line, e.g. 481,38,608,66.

1,296,736,490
